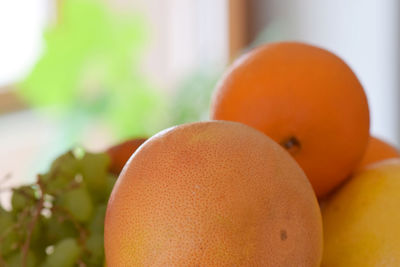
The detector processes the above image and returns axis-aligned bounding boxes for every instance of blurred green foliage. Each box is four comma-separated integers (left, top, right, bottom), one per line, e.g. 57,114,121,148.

18,0,165,140
170,69,220,125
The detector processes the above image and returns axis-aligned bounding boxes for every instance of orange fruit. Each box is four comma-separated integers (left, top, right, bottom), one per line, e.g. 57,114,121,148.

106,138,147,175
355,136,400,171
211,42,370,197
105,121,322,266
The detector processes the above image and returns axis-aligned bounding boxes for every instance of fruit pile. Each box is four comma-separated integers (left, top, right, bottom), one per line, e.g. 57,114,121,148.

104,42,400,266
1,42,400,266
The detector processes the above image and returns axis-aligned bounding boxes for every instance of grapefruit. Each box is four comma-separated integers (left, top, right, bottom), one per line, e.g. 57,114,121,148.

105,121,322,266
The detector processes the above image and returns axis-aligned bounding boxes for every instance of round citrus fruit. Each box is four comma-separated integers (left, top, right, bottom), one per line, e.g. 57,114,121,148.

322,159,400,266
211,42,370,197
106,138,147,175
355,136,399,172
105,121,322,266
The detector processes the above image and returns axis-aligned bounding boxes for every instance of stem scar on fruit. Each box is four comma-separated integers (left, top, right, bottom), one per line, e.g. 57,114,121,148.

280,229,288,241
281,136,301,154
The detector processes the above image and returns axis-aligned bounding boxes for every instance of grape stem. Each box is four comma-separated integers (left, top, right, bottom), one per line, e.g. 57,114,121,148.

0,250,5,266
21,179,44,267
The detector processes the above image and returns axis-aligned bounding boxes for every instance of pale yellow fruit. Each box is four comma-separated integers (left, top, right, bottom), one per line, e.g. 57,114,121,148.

322,159,400,266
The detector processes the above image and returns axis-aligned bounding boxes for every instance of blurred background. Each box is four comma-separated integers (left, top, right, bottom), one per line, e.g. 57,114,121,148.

0,0,399,185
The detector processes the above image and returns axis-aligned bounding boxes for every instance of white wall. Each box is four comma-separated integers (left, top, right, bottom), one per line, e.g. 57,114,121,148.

254,0,400,145
139,0,229,91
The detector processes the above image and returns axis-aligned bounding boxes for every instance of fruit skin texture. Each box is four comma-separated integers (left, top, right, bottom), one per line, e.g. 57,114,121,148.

210,42,370,198
355,136,400,172
322,159,400,266
105,121,322,266
106,138,147,175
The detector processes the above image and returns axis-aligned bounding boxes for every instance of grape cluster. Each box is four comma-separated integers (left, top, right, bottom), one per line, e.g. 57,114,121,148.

0,149,116,267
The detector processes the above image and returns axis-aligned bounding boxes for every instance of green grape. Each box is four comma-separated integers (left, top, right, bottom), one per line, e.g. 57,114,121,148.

44,216,78,245
42,151,82,193
105,174,117,196
29,216,43,242
11,191,26,212
42,238,81,267
0,208,17,257
0,231,19,257
0,149,116,267
11,186,36,212
80,152,110,202
29,219,47,261
49,151,81,178
4,250,37,267
84,233,104,266
58,186,93,223
0,206,13,231
88,204,107,235
31,244,47,264
45,174,74,194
